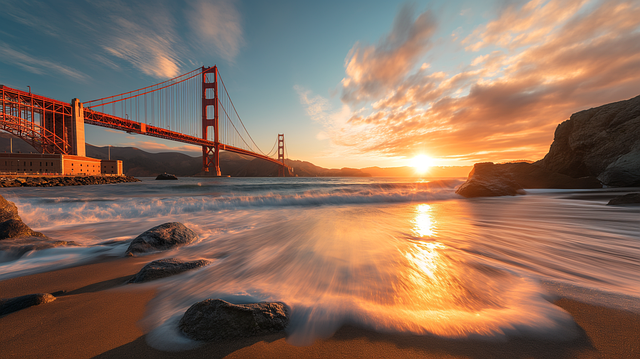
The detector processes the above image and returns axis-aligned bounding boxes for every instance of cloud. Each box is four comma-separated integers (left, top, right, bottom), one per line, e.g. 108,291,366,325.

341,4,438,104
187,0,244,62
0,0,244,80
0,42,90,81
307,0,640,165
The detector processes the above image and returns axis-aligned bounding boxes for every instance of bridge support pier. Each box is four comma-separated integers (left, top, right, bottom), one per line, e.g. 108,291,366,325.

71,99,86,157
202,144,221,176
201,66,221,176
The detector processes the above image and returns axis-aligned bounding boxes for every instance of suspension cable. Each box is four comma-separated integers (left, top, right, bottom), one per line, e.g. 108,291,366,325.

217,72,266,155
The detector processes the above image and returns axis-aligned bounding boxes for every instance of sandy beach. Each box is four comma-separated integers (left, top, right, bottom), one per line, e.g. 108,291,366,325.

1,256,638,359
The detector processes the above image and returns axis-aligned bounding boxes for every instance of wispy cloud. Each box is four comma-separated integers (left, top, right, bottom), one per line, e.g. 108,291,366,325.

0,42,90,82
0,0,244,80
187,0,244,62
305,0,640,165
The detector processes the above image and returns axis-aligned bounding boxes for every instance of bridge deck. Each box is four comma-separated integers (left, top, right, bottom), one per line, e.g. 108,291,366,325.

1,86,286,168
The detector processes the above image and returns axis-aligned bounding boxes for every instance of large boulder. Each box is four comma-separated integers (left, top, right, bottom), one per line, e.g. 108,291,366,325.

0,195,45,240
0,293,56,316
128,258,210,283
125,222,198,256
456,162,602,198
538,94,640,186
456,163,525,198
179,299,290,341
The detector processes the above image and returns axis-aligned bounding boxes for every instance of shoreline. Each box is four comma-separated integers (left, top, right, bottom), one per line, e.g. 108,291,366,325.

1,258,638,358
0,175,140,187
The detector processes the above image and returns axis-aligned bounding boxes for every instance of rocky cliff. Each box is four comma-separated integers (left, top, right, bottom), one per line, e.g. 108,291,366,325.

538,94,640,187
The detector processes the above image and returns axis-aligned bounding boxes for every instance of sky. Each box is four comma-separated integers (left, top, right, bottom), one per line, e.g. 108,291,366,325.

0,0,639,168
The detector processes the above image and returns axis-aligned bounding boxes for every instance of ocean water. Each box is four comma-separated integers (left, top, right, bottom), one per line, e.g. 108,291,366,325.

1,177,639,349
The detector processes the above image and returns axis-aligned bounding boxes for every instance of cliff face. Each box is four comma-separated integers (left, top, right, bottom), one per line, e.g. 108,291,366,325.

538,94,640,187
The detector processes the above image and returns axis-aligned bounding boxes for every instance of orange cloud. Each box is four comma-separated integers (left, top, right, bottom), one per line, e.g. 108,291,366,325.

312,0,640,165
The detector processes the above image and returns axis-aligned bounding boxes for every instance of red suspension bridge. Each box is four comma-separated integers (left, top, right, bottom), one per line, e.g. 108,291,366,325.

0,66,291,176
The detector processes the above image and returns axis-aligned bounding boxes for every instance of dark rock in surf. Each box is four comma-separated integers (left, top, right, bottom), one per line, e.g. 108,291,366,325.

156,173,178,180
179,299,290,341
0,195,46,240
0,293,56,316
127,258,210,283
456,162,602,198
125,222,198,256
538,94,640,187
456,163,525,198
607,192,640,206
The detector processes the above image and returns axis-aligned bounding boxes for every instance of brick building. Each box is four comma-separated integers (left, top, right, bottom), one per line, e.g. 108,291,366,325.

0,153,122,176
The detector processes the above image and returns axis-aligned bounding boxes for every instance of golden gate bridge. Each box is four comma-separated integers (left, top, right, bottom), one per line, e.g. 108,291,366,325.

0,66,291,176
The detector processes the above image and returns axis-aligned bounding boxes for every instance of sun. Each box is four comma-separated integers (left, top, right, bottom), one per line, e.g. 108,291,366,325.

411,155,435,174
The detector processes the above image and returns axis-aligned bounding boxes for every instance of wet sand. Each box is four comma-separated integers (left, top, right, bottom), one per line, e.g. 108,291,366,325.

0,257,638,359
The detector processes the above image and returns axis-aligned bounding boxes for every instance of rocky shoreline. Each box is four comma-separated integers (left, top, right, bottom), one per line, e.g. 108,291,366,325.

457,94,640,198
0,175,140,187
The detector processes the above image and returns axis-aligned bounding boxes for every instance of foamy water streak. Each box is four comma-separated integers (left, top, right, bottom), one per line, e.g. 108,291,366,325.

141,204,578,349
0,178,639,349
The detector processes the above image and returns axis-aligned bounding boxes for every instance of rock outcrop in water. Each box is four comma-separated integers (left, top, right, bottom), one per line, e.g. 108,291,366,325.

538,94,640,187
0,195,79,259
456,162,602,198
125,222,198,256
0,293,56,316
607,193,640,206
155,173,178,180
0,195,45,240
127,258,210,283
179,299,290,341
456,163,525,198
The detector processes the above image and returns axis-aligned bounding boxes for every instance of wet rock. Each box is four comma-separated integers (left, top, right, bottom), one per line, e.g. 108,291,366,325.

456,163,525,198
125,222,198,256
179,299,290,341
607,193,640,206
456,162,603,198
538,94,640,187
0,293,56,316
156,173,178,180
128,258,210,283
0,195,45,240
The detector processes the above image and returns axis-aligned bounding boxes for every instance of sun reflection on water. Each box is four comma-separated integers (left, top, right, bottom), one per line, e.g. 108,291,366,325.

413,203,436,237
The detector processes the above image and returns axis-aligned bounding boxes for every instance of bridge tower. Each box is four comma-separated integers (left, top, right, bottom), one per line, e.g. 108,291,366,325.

278,133,285,177
202,66,221,176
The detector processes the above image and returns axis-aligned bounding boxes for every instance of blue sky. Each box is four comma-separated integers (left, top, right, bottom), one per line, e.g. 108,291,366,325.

1,0,639,168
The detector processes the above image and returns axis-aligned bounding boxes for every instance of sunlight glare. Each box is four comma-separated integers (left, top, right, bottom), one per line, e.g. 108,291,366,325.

411,155,435,174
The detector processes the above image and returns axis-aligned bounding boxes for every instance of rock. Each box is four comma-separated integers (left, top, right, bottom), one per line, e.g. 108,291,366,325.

607,193,640,206
538,94,640,187
0,293,56,316
128,258,210,283
0,195,45,240
457,162,603,198
156,173,178,180
125,222,198,256
179,299,290,341
456,163,526,198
